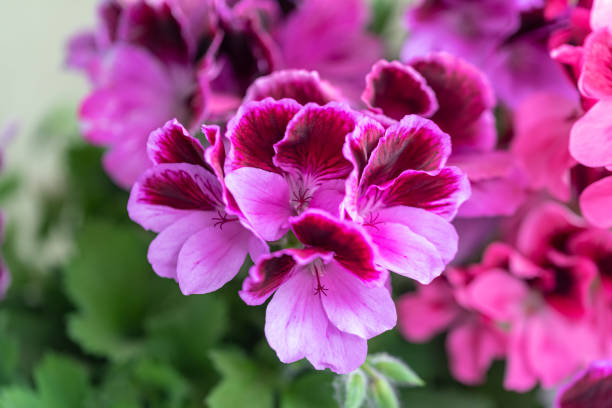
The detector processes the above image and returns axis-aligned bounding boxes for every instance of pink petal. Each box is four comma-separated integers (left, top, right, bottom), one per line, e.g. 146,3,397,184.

128,163,223,232
227,98,301,173
343,117,385,180
410,52,496,153
102,136,154,189
273,103,356,181
504,319,538,392
320,261,396,339
512,93,577,201
397,280,460,342
446,319,506,385
309,179,346,217
239,251,299,306
148,211,216,279
361,60,438,120
570,100,612,168
580,176,612,228
147,119,207,167
360,115,452,190
290,209,381,283
556,360,612,408
265,269,367,374
244,69,342,105
465,270,528,321
176,220,252,295
591,0,612,31
579,29,612,100
365,167,471,221
225,167,292,241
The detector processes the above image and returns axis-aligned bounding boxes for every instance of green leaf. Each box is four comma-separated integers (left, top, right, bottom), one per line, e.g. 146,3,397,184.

64,220,169,360
34,353,90,408
281,372,336,408
344,370,367,408
367,354,424,387
400,388,495,408
207,349,276,408
0,387,41,408
369,376,398,408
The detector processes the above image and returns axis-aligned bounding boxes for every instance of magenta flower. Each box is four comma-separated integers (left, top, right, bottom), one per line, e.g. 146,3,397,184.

224,99,357,241
555,360,612,408
239,209,396,374
342,114,470,283
127,119,268,295
69,0,381,188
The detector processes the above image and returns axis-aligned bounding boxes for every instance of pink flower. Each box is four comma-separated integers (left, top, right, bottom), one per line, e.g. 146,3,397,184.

555,360,612,408
359,55,527,218
69,0,381,188
239,209,396,374
224,99,357,241
342,114,470,283
127,119,268,295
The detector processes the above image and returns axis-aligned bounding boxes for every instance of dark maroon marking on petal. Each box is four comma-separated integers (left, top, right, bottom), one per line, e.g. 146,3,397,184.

368,167,470,220
557,362,612,408
360,115,451,191
410,52,495,152
147,119,208,168
244,70,343,105
242,252,297,302
227,98,301,173
290,210,380,282
362,60,438,120
97,0,123,45
117,2,191,64
274,103,356,181
136,163,222,211
344,117,385,180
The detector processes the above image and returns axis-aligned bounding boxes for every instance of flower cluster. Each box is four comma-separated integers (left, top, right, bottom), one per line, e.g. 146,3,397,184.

127,63,473,371
68,0,381,188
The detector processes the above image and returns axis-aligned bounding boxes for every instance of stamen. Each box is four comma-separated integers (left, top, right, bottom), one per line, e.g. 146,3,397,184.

212,210,234,230
313,264,328,296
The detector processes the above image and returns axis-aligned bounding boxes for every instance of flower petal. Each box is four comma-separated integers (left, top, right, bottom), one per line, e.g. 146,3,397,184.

265,269,367,373
366,167,471,221
128,163,223,232
240,251,298,306
244,70,342,105
176,220,252,295
360,115,452,191
147,119,207,167
579,29,612,100
290,209,381,283
320,261,396,339
225,167,292,241
465,270,528,321
148,211,216,279
410,52,496,153
362,60,438,120
580,176,612,228
273,103,356,181
570,101,612,168
227,98,301,173
556,360,612,408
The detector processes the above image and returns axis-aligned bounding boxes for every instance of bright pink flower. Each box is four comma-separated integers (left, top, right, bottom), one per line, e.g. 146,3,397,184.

240,210,396,374
555,360,612,408
128,119,268,295
224,99,357,241
342,115,470,283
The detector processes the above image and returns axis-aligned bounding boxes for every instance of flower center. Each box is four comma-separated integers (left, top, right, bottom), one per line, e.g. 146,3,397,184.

212,210,237,230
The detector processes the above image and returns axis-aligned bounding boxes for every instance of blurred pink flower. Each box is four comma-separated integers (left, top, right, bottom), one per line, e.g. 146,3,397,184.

555,360,612,408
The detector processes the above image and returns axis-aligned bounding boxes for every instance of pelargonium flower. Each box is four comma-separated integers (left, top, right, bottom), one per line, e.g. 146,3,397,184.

240,209,396,373
402,0,576,107
69,0,381,188
342,114,470,283
224,98,357,241
555,360,612,408
127,119,268,295
358,56,525,218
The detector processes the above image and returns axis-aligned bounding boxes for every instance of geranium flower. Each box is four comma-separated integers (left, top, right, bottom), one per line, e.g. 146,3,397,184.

239,209,396,374
127,119,268,295
342,114,470,283
224,99,357,241
555,360,612,408
68,0,381,188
